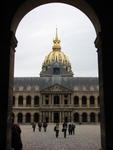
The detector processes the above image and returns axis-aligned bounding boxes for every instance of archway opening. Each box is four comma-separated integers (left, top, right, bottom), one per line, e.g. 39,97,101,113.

11,2,101,150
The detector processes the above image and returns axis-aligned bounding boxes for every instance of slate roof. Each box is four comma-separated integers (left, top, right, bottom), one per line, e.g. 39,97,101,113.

14,77,99,91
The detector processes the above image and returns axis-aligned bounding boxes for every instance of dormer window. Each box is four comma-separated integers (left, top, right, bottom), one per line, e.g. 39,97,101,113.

53,68,60,75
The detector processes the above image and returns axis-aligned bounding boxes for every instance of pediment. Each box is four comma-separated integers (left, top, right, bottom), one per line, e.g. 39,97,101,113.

41,84,72,92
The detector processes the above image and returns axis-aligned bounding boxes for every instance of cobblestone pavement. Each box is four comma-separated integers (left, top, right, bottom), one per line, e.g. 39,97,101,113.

20,124,101,150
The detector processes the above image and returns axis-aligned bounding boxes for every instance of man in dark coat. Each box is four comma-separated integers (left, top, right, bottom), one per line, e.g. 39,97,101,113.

11,124,23,150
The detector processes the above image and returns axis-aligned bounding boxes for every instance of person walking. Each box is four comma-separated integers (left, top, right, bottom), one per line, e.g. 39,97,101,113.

72,122,76,135
43,121,48,132
62,121,67,138
38,120,42,132
55,122,59,138
32,122,36,132
11,123,23,150
68,123,72,135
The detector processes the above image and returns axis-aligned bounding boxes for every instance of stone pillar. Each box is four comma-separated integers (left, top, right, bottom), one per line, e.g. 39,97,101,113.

23,95,26,107
95,96,98,108
87,96,90,108
31,114,34,123
70,94,71,104
79,97,82,107
23,114,26,124
39,112,42,121
52,112,54,123
15,95,18,107
71,95,73,105
31,96,34,107
87,113,90,123
79,114,82,123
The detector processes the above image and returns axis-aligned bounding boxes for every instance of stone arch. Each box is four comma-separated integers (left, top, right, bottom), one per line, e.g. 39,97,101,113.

17,113,23,123
11,1,101,35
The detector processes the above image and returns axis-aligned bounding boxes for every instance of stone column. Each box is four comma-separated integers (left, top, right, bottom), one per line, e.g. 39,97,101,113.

87,113,90,124
23,95,26,107
49,112,51,123
51,112,54,123
23,114,26,124
79,114,82,123
15,95,18,107
87,96,90,108
31,114,34,123
31,96,34,107
14,113,18,124
95,96,98,108
79,96,82,107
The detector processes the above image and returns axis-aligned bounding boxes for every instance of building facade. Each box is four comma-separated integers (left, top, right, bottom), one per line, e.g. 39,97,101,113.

12,29,100,124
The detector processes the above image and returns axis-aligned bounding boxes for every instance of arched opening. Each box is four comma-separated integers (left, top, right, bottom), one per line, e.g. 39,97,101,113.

90,96,95,106
74,96,79,106
74,113,79,122
17,113,23,123
9,1,102,150
90,112,96,123
82,112,87,122
82,96,87,106
34,96,39,106
18,96,23,106
25,113,31,123
26,96,31,106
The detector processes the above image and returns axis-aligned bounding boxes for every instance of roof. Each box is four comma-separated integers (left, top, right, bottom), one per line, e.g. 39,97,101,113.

14,77,99,91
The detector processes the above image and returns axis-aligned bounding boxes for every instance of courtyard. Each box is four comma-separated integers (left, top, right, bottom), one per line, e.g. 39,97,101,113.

20,124,101,150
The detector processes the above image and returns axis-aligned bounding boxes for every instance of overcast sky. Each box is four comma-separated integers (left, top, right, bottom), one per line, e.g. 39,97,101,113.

14,3,98,77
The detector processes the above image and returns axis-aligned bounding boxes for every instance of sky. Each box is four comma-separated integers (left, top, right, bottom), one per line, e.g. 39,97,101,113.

14,3,98,77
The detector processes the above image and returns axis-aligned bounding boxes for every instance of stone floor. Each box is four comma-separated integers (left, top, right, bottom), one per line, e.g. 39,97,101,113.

20,124,101,150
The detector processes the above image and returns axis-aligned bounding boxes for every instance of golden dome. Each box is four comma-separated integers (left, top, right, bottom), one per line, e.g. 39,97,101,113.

43,28,71,66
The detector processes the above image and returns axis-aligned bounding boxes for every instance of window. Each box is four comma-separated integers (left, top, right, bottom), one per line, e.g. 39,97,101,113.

45,99,49,104
18,96,23,105
26,96,31,105
64,99,68,104
90,96,95,105
74,96,79,105
53,68,60,75
82,96,87,105
34,96,39,105
54,96,59,104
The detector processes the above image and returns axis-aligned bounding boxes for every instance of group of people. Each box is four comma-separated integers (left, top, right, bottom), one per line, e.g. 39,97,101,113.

32,121,48,132
11,121,75,149
54,122,76,138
